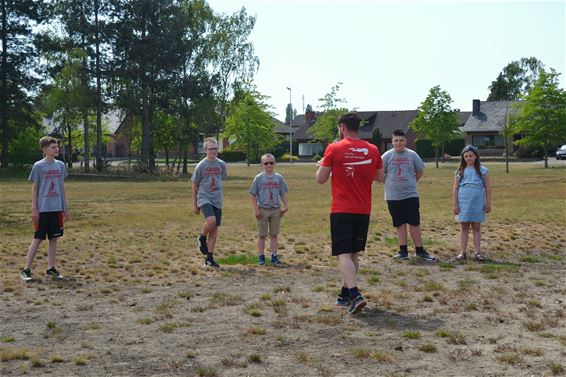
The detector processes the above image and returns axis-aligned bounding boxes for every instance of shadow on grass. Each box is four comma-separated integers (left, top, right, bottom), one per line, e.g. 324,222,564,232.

356,306,444,332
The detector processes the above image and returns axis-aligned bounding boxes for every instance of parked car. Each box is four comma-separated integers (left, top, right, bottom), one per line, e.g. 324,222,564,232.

556,145,566,160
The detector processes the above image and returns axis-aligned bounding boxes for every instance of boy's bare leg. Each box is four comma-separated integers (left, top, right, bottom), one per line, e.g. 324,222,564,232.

47,238,58,269
409,224,423,248
257,236,266,255
201,216,216,237
207,226,218,254
25,238,43,270
269,235,278,254
395,224,408,246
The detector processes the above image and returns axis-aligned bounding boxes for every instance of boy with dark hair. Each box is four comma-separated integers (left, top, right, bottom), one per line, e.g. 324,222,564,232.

380,129,436,261
21,136,69,281
316,112,383,314
192,138,227,268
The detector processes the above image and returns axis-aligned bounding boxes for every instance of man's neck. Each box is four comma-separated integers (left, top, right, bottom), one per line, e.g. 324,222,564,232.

342,131,359,140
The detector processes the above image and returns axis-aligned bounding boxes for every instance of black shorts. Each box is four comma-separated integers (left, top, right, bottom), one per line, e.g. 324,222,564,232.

387,197,420,227
330,213,370,256
201,204,222,227
34,211,64,240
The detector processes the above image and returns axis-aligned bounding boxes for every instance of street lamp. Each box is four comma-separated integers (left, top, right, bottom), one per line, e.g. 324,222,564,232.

286,87,293,164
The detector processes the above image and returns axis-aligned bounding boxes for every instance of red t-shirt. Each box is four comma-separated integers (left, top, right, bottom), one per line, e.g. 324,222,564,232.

321,138,382,214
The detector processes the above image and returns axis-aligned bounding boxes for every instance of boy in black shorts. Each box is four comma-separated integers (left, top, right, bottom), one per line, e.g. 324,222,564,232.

380,130,436,261
21,136,69,281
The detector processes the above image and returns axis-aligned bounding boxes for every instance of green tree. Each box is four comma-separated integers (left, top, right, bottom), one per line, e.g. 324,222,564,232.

487,57,544,101
409,85,460,168
308,83,348,143
223,88,278,166
513,70,566,168
1,0,46,167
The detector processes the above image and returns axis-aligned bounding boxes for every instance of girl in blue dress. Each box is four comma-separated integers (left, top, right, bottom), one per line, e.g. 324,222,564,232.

452,145,492,261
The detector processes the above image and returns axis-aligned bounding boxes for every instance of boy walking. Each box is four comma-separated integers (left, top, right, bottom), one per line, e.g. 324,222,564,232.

21,136,69,282
380,129,436,261
316,113,383,314
192,138,227,268
249,153,289,266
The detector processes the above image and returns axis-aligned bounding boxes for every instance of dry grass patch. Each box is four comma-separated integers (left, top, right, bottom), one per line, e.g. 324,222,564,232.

243,302,263,317
0,347,31,361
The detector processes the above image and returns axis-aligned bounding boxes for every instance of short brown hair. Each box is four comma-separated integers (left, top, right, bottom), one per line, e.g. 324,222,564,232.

338,113,360,132
204,137,218,149
39,136,58,149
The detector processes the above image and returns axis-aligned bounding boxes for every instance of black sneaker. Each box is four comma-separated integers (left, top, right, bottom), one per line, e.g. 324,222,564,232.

20,269,32,282
393,250,409,260
204,258,220,268
415,250,436,262
349,295,367,314
46,267,64,280
198,234,208,255
336,296,350,307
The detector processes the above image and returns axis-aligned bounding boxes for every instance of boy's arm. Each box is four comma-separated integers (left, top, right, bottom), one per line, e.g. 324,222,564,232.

280,193,288,216
31,182,39,223
415,170,423,182
374,167,384,183
250,194,262,219
484,174,492,213
316,166,332,184
192,182,200,214
452,176,460,215
61,181,70,221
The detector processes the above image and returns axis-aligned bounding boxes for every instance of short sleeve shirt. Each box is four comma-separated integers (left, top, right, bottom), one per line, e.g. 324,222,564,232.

28,159,68,212
249,172,288,208
457,166,488,188
381,148,424,201
321,138,382,214
191,158,227,208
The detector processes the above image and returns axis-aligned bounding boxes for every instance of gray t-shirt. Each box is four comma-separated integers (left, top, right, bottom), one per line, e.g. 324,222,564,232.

191,158,227,208
382,148,424,201
249,172,288,208
28,159,68,212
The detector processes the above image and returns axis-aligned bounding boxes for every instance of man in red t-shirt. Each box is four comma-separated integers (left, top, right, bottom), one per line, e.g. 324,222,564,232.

316,112,383,314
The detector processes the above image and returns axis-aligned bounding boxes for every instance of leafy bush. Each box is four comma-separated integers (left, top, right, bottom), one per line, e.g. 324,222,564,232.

279,153,299,162
218,151,246,162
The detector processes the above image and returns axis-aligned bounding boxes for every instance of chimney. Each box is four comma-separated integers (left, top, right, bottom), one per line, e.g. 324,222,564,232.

472,99,480,116
305,109,315,123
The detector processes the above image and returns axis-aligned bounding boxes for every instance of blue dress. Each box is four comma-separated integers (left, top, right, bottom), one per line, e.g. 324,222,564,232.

455,166,488,223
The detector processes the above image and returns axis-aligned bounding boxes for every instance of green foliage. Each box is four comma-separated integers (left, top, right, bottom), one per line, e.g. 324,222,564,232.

218,150,246,162
223,88,279,165
416,138,465,158
409,86,460,166
488,57,544,101
513,70,566,166
308,83,348,143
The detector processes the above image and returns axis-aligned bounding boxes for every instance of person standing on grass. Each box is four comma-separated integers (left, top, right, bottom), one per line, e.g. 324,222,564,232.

20,136,69,282
316,112,383,315
192,138,227,268
249,153,289,266
380,129,436,262
453,145,492,261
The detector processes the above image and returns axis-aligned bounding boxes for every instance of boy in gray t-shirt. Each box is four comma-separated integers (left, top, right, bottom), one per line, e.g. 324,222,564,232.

249,153,288,266
191,138,227,268
380,129,436,262
20,136,69,282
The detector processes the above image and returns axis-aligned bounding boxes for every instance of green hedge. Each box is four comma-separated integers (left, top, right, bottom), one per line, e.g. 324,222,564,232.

218,151,246,162
416,139,465,158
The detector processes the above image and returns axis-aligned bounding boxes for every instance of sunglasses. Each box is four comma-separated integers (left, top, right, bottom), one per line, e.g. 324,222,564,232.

263,161,274,165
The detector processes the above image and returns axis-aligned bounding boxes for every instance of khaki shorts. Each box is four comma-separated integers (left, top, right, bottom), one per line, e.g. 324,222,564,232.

257,207,281,237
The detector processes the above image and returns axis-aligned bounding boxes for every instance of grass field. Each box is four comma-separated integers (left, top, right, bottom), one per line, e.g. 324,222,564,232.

1,161,565,376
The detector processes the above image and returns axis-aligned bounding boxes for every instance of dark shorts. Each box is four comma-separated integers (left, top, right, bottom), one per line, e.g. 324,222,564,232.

387,197,420,227
34,211,64,240
330,213,370,256
201,204,222,227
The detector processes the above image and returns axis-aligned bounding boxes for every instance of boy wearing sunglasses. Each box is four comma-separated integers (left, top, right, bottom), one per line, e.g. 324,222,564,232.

249,153,289,265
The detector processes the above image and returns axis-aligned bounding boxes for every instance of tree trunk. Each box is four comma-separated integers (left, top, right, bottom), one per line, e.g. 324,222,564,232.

182,147,188,175
435,147,439,168
505,137,509,174
544,148,548,168
441,143,445,163
94,0,103,172
165,146,169,168
1,0,8,167
67,124,73,168
83,112,89,173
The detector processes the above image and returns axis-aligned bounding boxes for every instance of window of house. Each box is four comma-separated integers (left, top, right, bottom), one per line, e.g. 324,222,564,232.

472,135,504,149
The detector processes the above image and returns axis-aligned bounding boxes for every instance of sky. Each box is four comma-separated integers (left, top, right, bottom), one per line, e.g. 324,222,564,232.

207,0,565,121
